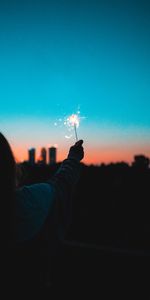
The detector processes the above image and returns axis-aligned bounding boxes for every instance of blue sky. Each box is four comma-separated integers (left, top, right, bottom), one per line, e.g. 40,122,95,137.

0,0,150,164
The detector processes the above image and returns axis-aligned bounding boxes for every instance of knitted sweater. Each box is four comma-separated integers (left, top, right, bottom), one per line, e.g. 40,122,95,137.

16,158,80,242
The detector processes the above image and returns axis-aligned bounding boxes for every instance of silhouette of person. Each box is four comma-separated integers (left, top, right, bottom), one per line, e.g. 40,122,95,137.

0,132,84,291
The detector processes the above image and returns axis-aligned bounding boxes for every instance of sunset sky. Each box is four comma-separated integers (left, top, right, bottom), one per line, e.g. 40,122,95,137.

0,0,150,164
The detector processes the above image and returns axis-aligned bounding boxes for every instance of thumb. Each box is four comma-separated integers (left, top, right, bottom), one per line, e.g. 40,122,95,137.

75,139,83,147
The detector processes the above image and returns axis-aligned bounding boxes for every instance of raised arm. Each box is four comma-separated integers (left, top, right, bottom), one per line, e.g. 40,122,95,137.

49,140,84,239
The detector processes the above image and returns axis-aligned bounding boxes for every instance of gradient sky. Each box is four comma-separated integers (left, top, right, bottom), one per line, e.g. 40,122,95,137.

0,0,150,164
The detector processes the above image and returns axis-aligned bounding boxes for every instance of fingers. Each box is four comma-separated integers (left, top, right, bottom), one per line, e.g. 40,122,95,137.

74,139,83,147
68,139,84,161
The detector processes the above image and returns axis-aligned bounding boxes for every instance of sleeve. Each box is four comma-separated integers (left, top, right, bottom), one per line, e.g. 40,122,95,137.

48,158,81,240
16,183,55,242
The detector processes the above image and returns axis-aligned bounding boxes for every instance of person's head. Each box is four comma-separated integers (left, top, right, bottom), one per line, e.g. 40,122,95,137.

0,133,16,189
0,133,16,244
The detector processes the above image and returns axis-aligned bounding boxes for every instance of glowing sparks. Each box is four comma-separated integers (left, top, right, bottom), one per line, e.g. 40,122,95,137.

66,114,80,128
65,135,72,139
53,108,85,141
64,113,80,141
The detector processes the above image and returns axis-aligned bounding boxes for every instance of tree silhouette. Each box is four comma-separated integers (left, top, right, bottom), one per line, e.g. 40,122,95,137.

132,155,150,169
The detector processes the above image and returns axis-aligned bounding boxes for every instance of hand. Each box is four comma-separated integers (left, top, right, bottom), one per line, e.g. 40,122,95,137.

67,140,84,162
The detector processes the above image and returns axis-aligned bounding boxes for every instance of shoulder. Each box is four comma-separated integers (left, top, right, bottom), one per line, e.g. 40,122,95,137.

16,183,55,242
16,183,55,207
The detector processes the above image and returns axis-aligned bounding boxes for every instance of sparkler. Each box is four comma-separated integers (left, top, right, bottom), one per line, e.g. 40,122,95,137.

64,114,80,141
66,114,79,141
54,108,84,141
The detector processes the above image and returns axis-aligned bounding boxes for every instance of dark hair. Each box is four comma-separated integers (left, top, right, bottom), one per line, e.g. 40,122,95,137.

0,133,16,246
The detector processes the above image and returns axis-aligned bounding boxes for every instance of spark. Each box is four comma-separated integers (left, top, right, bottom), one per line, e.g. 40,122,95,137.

65,114,80,141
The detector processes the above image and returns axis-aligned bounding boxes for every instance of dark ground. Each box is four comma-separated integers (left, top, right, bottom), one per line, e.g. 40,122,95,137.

14,156,150,294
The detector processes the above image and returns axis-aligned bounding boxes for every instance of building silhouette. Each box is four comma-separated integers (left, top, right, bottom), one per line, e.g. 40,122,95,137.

49,147,57,165
40,147,47,164
28,148,36,165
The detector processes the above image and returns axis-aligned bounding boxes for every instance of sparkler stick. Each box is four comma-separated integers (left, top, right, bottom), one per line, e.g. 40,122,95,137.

74,123,78,141
63,112,82,141
68,114,79,142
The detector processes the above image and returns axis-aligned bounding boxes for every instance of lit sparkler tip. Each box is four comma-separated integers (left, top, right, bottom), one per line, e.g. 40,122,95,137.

68,114,80,128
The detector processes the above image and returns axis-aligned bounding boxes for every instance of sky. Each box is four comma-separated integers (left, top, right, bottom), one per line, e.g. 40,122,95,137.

0,0,150,164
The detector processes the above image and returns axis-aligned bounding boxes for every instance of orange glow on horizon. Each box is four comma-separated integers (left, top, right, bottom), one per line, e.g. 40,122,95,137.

12,143,150,165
